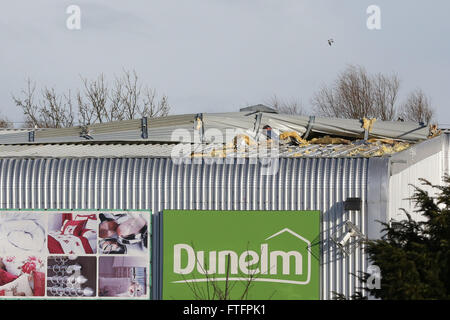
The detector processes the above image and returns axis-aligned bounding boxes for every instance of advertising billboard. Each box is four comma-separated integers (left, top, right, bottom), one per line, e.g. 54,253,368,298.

162,210,320,300
0,209,151,300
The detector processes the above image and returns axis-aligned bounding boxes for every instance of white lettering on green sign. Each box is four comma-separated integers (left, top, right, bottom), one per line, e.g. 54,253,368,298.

172,228,311,285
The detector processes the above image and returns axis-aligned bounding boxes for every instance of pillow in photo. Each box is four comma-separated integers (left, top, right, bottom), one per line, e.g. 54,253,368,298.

21,256,44,274
0,269,18,286
60,214,73,231
33,271,45,296
62,220,86,236
16,274,33,296
1,274,33,296
74,214,97,230
61,219,70,231
2,256,23,276
81,229,97,240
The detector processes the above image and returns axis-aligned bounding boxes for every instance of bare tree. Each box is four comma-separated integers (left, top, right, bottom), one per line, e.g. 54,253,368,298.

0,116,12,128
141,87,170,118
12,78,39,127
312,65,400,120
266,95,305,115
39,88,74,128
77,70,170,125
120,70,141,120
399,89,434,124
78,73,110,125
372,73,399,121
12,79,74,128
112,70,170,120
12,70,170,128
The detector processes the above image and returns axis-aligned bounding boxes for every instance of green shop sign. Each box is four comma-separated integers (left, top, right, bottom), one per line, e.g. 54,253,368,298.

162,210,320,300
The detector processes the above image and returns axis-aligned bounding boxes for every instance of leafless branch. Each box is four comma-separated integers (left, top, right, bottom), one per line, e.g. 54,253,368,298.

11,78,40,128
79,73,109,124
266,95,305,115
399,89,434,124
12,70,171,128
312,65,401,120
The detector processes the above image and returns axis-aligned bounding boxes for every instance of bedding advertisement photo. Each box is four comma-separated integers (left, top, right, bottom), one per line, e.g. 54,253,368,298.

0,210,151,300
48,213,98,255
0,212,47,297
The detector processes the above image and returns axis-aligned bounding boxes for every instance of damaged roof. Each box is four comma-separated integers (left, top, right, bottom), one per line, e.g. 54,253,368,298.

0,140,412,158
0,107,442,158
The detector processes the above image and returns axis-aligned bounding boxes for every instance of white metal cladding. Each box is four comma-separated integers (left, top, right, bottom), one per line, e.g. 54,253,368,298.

388,134,450,222
389,151,445,222
0,157,368,300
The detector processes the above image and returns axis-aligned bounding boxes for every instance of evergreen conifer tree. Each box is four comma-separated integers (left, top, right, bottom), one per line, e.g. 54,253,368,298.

335,175,450,300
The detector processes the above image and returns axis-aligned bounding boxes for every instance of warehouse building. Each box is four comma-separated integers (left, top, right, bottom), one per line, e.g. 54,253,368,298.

0,105,448,299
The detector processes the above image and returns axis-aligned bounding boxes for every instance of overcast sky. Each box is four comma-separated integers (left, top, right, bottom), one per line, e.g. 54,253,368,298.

1,0,449,126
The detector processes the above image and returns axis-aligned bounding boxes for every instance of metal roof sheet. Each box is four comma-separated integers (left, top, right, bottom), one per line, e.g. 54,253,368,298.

0,111,432,145
0,110,441,160
0,140,412,159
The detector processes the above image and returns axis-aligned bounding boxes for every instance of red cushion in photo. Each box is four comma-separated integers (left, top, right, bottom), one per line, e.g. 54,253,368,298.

33,271,45,296
62,219,87,236
0,268,18,286
0,290,5,296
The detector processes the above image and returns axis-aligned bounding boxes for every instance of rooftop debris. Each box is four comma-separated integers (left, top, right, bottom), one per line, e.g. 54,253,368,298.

428,124,442,138
362,117,376,132
369,142,410,157
367,138,395,145
279,131,308,145
0,108,443,158
188,130,412,158
309,136,351,145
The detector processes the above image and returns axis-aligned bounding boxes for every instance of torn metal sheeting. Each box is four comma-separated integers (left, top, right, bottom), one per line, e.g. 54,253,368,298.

0,110,433,145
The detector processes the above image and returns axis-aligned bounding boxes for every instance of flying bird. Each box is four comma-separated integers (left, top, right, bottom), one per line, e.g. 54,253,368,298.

328,38,334,46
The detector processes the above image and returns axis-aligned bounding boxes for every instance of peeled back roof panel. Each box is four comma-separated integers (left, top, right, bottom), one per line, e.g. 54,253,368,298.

0,111,432,145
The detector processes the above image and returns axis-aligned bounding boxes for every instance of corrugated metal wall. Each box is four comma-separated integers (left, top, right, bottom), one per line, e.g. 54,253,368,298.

0,157,368,300
389,151,445,222
389,134,450,222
